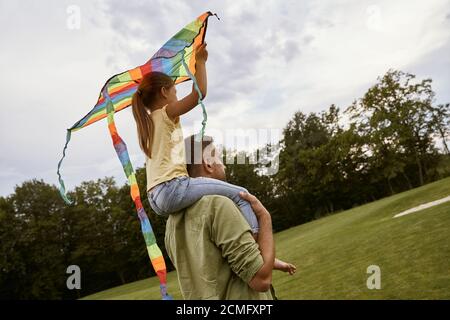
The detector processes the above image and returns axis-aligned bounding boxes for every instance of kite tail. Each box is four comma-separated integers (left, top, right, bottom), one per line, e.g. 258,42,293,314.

103,88,172,300
57,129,73,205
181,52,207,142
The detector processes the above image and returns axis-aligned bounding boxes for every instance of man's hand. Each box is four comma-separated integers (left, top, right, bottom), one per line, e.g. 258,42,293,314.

239,192,270,219
196,43,208,63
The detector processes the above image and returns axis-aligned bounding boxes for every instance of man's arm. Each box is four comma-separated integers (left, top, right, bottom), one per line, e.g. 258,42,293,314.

239,192,275,292
209,196,269,290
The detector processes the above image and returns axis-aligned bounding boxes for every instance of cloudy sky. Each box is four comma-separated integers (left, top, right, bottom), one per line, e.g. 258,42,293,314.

1,0,449,197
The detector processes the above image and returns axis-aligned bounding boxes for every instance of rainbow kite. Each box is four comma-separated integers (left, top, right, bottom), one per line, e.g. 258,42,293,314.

57,12,218,300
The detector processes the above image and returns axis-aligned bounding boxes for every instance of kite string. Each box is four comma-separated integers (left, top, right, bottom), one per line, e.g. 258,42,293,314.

181,51,207,142
56,129,73,205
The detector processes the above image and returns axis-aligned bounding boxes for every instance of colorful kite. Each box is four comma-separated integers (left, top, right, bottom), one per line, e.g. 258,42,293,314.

57,11,218,300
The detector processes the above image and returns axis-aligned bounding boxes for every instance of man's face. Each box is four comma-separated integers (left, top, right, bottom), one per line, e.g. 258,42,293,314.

205,146,227,181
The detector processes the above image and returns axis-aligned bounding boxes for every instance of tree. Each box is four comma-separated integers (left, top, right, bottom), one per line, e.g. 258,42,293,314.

223,149,289,230
0,196,25,298
4,179,67,299
432,103,450,154
276,109,335,222
347,69,448,187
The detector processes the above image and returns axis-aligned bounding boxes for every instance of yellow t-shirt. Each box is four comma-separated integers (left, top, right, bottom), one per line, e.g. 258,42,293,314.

146,105,188,192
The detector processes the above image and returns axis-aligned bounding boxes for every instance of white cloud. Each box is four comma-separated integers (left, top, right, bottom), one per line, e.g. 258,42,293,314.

0,0,449,197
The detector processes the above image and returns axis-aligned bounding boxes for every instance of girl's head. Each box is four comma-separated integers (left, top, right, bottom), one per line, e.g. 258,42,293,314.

132,72,176,158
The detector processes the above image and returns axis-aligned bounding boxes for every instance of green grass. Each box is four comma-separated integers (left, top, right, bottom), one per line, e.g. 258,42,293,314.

82,177,450,300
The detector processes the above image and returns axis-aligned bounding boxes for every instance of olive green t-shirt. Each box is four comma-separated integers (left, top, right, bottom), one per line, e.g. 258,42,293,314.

165,195,273,300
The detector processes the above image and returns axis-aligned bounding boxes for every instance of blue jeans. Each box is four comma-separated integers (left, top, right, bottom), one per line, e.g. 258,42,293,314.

148,176,259,233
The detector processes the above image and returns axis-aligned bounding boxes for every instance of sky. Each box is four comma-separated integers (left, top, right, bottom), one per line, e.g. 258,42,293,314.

0,0,449,197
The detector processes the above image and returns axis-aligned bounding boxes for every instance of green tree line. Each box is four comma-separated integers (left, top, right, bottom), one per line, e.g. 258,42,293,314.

1,70,449,299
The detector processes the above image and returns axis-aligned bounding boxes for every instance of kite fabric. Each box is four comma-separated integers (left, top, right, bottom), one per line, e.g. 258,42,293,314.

57,11,218,300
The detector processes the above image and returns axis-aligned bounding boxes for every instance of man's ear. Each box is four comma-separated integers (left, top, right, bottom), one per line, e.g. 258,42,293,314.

160,87,168,99
202,158,214,174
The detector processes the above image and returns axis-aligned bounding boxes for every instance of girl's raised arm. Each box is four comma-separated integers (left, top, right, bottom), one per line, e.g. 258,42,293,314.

166,43,208,120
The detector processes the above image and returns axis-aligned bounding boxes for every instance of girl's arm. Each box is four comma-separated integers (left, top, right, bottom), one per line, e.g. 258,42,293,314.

166,43,208,119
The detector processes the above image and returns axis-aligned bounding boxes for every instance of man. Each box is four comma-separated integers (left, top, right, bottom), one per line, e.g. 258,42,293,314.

164,135,275,299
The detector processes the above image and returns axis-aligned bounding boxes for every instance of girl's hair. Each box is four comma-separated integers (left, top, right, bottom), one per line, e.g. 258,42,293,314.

132,72,174,158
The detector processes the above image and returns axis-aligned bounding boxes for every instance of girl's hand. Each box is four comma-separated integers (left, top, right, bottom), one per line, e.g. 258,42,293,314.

196,43,208,63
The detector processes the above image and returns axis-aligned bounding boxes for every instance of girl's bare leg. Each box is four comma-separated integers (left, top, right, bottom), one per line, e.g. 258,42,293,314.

274,258,297,275
252,233,296,275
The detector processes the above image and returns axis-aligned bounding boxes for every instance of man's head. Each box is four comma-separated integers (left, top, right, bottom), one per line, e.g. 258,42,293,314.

184,135,226,180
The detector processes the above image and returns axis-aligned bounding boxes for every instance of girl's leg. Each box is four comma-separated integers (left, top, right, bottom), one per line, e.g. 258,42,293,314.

150,176,259,234
148,177,189,217
181,177,259,233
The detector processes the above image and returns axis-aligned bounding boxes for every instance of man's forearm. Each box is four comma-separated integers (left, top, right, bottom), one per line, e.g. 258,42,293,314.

240,192,275,291
256,213,275,279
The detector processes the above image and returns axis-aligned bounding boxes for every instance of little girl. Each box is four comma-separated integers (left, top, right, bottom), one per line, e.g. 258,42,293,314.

132,43,295,275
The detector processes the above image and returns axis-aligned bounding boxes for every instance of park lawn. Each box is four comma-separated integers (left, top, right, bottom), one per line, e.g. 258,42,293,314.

82,177,450,300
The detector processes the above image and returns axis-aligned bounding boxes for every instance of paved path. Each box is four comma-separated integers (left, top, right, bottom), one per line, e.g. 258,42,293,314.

393,195,450,218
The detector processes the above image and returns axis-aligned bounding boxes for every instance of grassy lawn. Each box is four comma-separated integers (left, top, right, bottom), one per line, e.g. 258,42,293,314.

82,177,450,300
